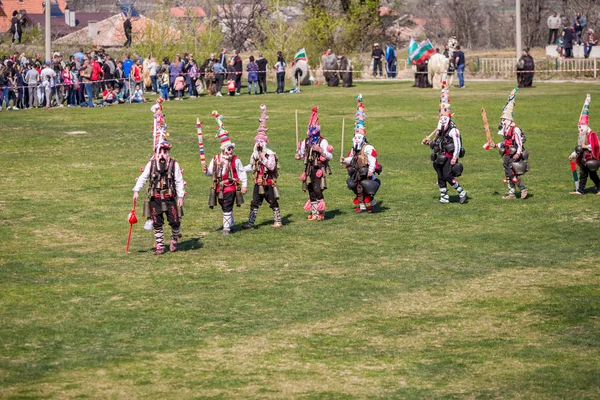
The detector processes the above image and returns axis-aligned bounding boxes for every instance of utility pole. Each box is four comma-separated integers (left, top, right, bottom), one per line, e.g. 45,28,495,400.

45,0,51,62
516,0,522,58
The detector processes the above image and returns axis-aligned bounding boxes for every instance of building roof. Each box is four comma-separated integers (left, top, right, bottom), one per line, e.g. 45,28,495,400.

27,12,114,38
170,7,206,18
54,13,181,48
0,0,67,32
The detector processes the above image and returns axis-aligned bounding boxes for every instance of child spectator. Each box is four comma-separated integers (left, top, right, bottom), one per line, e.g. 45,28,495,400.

131,84,146,103
42,75,52,108
227,60,237,96
100,84,118,106
173,72,185,100
247,55,259,95
159,69,170,100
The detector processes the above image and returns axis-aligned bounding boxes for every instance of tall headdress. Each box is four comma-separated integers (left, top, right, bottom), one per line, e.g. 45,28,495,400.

578,94,590,126
501,87,518,121
439,75,451,117
152,98,168,153
212,110,234,149
255,104,269,142
355,93,366,134
308,106,320,133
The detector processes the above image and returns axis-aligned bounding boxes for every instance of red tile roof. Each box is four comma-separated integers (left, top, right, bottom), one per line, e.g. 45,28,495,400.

0,0,67,32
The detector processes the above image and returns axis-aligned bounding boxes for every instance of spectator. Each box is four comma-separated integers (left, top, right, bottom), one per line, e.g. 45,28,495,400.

274,51,286,94
25,63,39,108
90,56,103,99
231,50,243,95
563,27,574,58
573,12,586,45
187,58,198,98
170,55,183,96
131,58,143,93
173,72,185,100
123,18,133,47
556,33,564,58
10,11,22,45
219,48,227,65
62,64,74,106
101,54,115,91
73,48,85,64
122,54,134,98
212,60,226,97
0,67,9,111
148,57,159,94
114,61,125,96
454,45,465,88
42,75,52,108
371,43,384,77
159,69,170,100
256,53,268,94
385,43,397,78
247,55,259,95
100,84,118,106
583,28,599,59
79,59,95,107
547,12,561,45
226,59,237,96
517,48,534,88
131,84,147,103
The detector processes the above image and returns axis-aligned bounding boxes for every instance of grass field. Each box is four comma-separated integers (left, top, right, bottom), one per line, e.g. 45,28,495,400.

1,81,599,399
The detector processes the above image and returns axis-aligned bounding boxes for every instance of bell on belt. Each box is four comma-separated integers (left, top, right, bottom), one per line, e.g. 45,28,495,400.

259,185,265,195
208,189,217,208
273,185,281,199
320,175,327,190
218,190,224,200
235,189,245,206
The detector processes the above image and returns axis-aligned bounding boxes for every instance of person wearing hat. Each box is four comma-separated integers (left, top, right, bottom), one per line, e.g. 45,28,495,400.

422,77,468,204
341,95,382,212
296,106,333,220
204,111,248,235
492,88,529,199
242,105,283,229
371,43,384,77
569,94,600,195
132,108,186,254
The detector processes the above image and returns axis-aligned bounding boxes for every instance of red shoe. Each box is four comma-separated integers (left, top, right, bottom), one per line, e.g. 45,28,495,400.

169,240,177,252
317,214,324,221
154,246,166,255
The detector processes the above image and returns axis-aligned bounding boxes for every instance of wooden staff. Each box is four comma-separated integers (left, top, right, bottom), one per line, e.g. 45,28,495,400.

422,128,438,145
481,107,495,150
340,118,345,158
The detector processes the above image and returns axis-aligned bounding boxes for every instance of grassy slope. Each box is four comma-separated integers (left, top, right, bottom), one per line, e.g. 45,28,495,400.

0,81,599,399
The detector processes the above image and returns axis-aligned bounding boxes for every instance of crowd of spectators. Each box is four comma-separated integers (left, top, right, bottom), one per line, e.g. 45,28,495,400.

0,47,292,111
549,11,598,59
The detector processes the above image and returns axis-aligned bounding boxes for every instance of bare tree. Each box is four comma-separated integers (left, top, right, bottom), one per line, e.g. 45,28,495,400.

207,0,266,51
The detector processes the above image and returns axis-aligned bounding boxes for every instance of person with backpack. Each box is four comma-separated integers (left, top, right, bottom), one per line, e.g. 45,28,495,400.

422,78,468,204
492,88,529,199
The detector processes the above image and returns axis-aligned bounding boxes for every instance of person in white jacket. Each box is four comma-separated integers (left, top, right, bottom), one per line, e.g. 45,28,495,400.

203,111,248,235
133,140,185,255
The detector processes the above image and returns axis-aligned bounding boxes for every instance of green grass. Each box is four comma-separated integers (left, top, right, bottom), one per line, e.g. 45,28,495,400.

1,81,599,399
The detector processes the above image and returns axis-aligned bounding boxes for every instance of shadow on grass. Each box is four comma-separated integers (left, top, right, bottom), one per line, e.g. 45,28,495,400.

178,237,203,251
324,209,343,219
254,213,294,228
491,191,535,199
